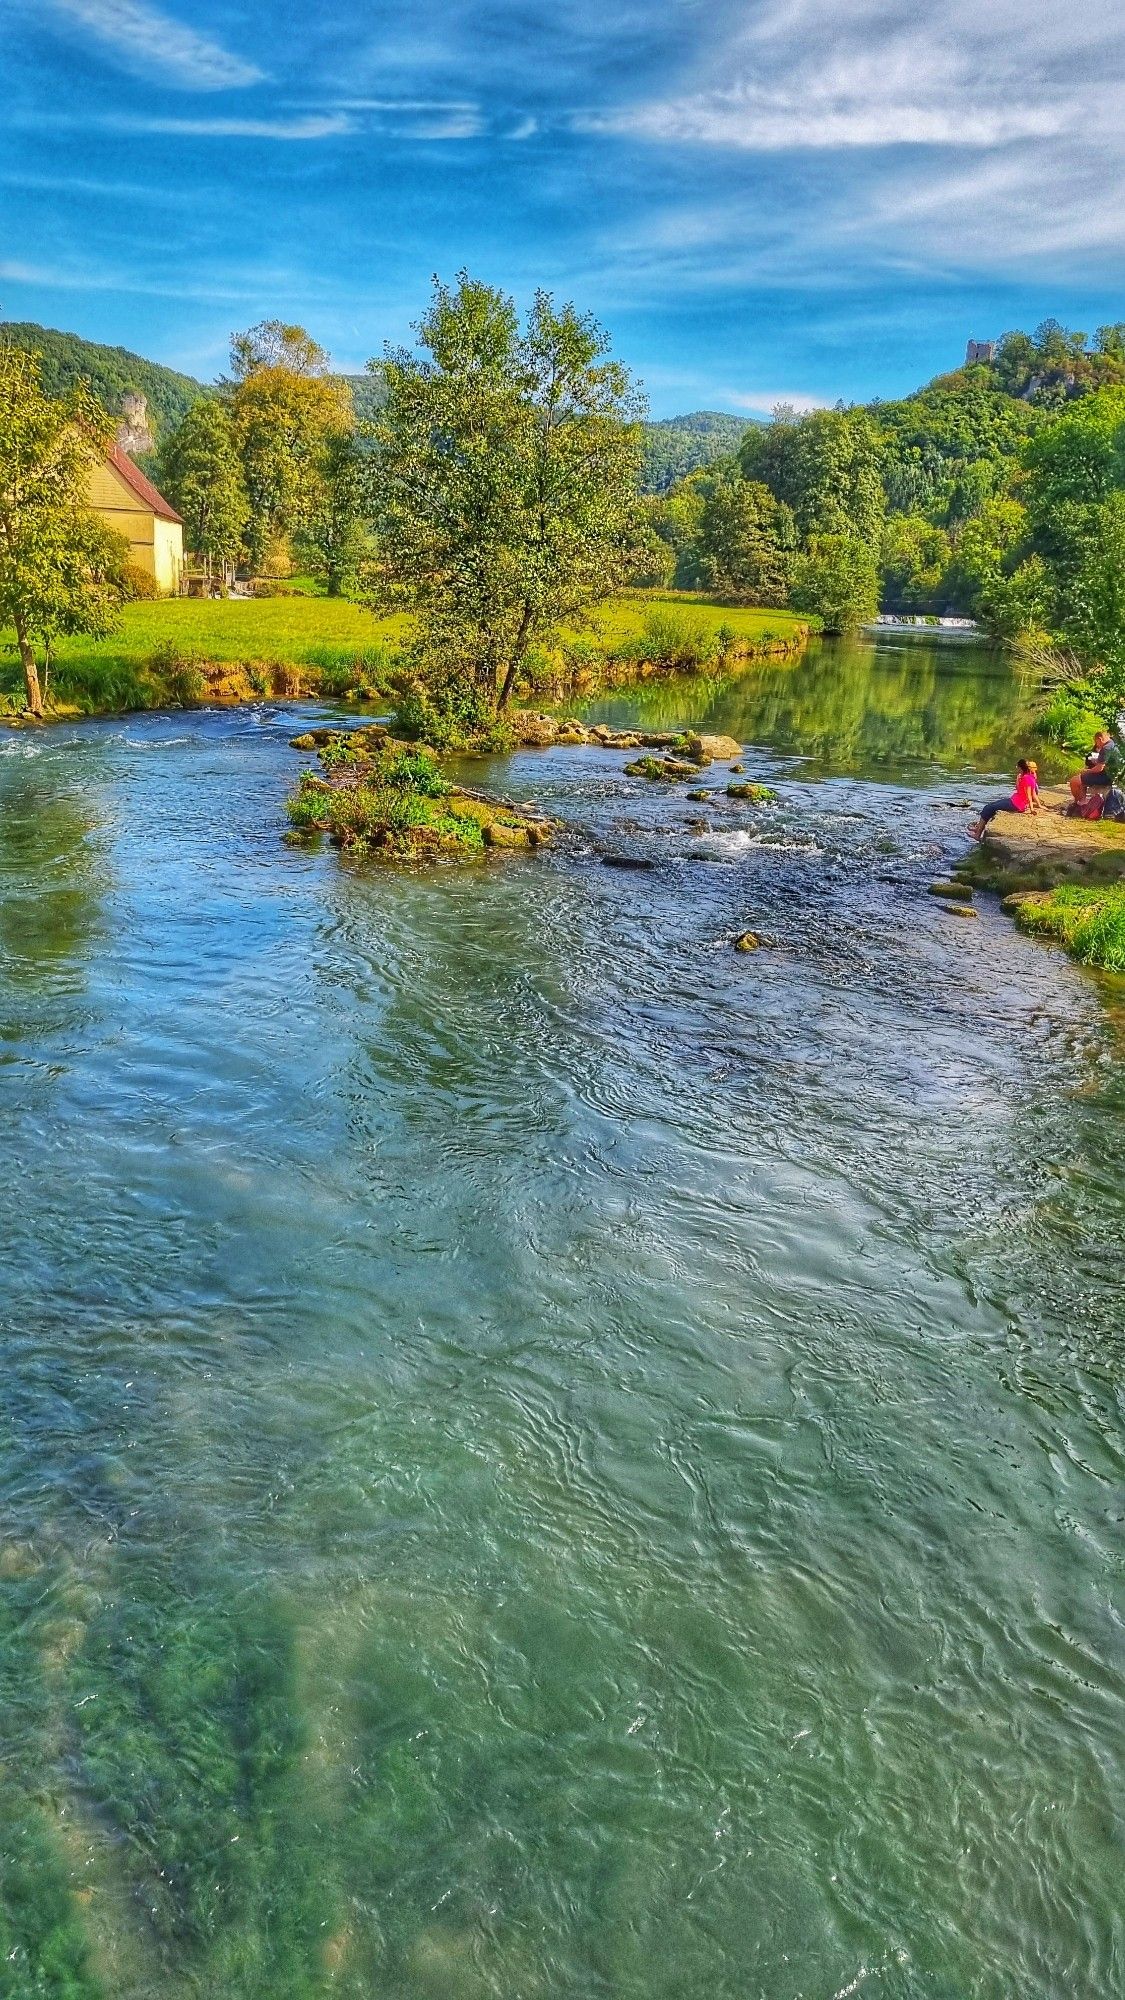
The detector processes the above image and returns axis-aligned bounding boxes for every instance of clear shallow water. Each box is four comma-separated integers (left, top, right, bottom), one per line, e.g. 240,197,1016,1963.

0,636,1122,2000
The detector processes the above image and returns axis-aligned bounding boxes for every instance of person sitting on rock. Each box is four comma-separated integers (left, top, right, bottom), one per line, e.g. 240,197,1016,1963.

969,759,1039,840
1069,730,1122,815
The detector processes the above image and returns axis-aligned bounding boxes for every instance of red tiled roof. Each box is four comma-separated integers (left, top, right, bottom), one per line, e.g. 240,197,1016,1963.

106,441,183,524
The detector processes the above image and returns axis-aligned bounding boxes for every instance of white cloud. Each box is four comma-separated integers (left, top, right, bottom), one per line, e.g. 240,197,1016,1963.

582,0,1125,268
100,111,352,140
0,256,268,300
590,92,1064,151
49,0,263,90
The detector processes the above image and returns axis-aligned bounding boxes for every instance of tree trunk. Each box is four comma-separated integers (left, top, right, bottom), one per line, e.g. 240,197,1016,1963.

496,604,534,713
15,616,43,718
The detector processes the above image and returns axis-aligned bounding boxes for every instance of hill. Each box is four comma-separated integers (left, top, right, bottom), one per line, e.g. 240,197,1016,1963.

1,322,207,442
642,411,755,493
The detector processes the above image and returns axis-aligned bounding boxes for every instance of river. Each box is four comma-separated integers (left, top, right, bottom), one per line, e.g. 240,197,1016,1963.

0,632,1121,1999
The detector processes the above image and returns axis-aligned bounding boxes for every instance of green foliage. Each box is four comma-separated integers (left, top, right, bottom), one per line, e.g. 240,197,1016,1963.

0,344,129,713
227,323,353,572
1036,683,1110,750
0,321,204,439
392,662,500,748
368,272,645,713
875,378,1042,517
1014,885,1125,971
288,759,490,855
0,1787,103,1999
157,396,248,581
789,534,879,633
696,470,795,604
295,428,372,596
644,474,708,588
880,513,952,611
992,320,1125,404
1063,492,1125,682
740,406,885,544
641,412,752,494
146,640,207,706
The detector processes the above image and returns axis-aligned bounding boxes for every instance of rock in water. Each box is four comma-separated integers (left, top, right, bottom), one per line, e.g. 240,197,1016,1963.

928,881,974,901
942,903,979,919
685,733,743,762
733,931,760,951
482,821,534,848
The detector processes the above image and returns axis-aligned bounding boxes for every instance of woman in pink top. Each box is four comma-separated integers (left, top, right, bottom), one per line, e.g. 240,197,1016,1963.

969,759,1039,840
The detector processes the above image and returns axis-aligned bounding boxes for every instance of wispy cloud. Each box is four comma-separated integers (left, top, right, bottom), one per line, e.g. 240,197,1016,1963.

0,255,269,301
90,110,353,141
338,98,485,139
48,0,263,90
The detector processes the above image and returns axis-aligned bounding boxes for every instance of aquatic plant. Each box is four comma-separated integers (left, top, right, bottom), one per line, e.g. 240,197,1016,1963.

0,1787,103,2000
72,1582,329,1994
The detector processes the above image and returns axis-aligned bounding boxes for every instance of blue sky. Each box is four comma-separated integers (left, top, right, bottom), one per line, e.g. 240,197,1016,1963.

2,0,1122,415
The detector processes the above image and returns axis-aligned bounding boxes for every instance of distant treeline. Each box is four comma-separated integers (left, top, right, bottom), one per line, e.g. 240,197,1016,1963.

0,322,751,493
1,322,205,438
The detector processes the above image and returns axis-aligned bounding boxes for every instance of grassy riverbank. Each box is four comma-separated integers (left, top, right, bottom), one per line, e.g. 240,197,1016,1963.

1007,885,1125,972
958,785,1125,972
0,593,809,722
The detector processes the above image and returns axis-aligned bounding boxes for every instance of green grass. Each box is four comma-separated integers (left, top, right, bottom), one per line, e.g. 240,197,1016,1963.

18,596,407,675
571,592,808,648
1013,885,1125,971
2,591,810,720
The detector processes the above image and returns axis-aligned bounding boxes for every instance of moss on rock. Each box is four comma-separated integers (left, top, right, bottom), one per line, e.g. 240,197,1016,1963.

287,732,552,860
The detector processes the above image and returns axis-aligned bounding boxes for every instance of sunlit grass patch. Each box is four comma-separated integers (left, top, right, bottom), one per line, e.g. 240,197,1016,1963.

1012,884,1125,971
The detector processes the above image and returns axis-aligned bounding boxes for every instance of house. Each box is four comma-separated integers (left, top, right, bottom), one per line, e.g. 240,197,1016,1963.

88,443,184,594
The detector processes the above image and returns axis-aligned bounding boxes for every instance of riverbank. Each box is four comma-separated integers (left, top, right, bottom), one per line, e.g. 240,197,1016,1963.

956,784,1125,972
0,593,810,724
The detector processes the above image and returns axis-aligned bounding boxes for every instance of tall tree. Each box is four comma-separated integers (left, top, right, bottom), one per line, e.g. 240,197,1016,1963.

696,470,795,604
297,429,371,596
0,345,127,716
789,534,879,634
368,275,645,716
741,407,886,545
227,322,351,573
158,397,248,587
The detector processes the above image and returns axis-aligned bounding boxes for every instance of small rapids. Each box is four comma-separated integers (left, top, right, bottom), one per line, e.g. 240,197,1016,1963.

0,631,1121,2000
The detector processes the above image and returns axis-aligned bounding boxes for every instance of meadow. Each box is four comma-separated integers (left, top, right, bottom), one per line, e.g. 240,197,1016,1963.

1,593,809,718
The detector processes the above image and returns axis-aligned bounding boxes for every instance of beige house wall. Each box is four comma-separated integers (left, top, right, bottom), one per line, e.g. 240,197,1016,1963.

152,517,184,594
87,459,184,595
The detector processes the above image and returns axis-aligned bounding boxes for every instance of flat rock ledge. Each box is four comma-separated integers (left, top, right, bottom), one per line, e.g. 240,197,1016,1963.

966,784,1125,891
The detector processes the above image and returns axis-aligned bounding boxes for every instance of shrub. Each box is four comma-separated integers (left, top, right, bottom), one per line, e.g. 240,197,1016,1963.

121,560,161,600
148,640,206,707
1036,682,1108,749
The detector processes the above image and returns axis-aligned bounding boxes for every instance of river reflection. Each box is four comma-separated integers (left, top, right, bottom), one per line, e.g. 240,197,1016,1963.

0,643,1121,2000
584,630,1039,778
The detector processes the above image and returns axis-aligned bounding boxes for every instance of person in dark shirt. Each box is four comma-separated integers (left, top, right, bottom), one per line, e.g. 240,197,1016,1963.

1069,731,1122,810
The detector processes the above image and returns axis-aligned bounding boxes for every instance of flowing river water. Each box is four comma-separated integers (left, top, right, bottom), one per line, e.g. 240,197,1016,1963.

0,632,1122,2000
